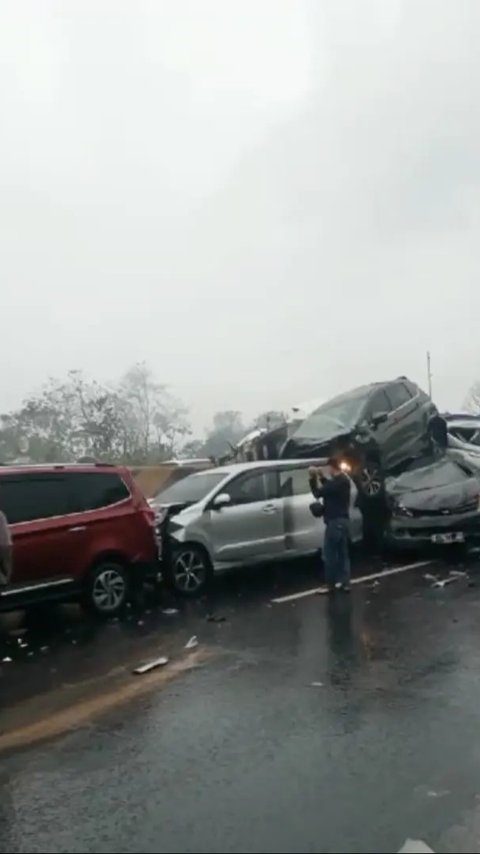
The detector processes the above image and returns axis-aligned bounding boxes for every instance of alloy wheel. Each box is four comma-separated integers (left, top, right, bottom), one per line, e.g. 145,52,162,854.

173,550,207,593
92,566,126,613
360,465,382,497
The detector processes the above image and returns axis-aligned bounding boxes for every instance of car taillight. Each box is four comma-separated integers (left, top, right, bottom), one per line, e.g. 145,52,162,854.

142,507,156,527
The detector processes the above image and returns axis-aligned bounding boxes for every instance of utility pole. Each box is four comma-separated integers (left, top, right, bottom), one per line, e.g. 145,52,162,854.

426,351,433,398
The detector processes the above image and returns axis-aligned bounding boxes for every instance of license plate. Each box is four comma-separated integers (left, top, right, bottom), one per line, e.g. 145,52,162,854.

431,532,465,544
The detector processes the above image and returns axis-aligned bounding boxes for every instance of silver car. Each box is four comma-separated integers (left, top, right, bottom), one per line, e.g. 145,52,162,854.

154,460,363,595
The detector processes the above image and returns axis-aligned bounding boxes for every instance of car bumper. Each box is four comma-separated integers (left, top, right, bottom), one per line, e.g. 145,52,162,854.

386,510,480,547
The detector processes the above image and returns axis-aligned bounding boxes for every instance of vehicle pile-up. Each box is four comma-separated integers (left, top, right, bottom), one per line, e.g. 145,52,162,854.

1,377,479,615
143,377,480,597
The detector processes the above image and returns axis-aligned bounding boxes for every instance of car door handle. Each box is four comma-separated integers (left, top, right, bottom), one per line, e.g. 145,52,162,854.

69,526,86,533
262,504,277,514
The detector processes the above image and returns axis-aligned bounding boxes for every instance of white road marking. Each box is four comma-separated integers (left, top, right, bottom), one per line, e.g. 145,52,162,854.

271,560,434,604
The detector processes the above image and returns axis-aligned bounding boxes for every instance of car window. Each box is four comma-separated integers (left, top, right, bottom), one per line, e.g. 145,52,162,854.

0,475,69,524
227,471,277,504
368,389,392,417
279,466,311,497
157,472,226,503
68,473,130,512
387,383,412,410
295,389,370,439
451,427,480,447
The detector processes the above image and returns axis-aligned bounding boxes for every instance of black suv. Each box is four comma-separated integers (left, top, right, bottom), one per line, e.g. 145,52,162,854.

282,378,440,498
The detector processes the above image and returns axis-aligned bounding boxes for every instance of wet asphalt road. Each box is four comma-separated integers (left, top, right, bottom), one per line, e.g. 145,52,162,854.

2,554,480,853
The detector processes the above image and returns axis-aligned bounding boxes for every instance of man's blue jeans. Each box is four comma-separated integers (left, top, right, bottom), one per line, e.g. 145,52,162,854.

323,518,351,586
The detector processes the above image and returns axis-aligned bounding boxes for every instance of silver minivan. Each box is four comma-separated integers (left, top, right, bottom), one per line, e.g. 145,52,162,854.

154,460,363,595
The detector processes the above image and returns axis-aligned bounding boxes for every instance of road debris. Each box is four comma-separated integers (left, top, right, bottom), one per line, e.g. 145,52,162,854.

185,636,199,650
206,614,226,623
137,620,145,627
162,608,179,616
2,656,12,663
424,572,462,589
398,840,434,853
427,789,450,798
133,656,169,675
309,681,324,688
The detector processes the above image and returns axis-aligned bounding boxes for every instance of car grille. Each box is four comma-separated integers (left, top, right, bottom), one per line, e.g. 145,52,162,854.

408,499,478,518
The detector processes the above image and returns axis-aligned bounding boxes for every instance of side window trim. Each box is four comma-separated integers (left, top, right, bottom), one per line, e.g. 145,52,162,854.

0,474,71,526
66,473,131,515
218,469,275,506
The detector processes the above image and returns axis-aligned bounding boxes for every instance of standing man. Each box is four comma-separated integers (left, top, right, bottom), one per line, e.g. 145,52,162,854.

0,509,12,587
309,458,351,593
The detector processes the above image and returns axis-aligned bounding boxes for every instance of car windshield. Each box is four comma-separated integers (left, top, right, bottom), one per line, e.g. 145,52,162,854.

294,390,370,440
155,472,226,504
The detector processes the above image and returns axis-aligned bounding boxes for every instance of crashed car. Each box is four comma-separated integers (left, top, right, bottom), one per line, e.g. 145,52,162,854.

385,454,480,548
445,413,480,454
282,378,439,499
151,460,362,595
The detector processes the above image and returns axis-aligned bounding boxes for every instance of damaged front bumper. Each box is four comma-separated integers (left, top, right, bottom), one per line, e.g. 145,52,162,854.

386,510,480,547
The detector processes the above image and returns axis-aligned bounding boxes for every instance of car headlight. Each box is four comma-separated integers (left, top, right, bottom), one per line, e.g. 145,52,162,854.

393,503,414,518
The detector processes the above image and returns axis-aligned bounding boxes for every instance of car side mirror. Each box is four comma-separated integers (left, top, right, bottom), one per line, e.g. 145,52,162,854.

212,493,232,510
371,411,388,428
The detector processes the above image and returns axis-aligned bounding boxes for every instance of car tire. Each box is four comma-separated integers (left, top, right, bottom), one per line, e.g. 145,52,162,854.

358,460,384,500
166,544,212,597
83,560,130,617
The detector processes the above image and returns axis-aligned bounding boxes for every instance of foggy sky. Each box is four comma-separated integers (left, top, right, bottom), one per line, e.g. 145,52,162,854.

1,0,479,432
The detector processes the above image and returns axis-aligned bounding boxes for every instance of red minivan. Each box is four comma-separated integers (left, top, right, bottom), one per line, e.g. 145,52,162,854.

0,464,158,616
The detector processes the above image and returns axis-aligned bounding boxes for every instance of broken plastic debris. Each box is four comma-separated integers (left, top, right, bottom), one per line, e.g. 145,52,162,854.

162,608,179,616
133,656,169,675
424,572,460,589
185,635,199,650
310,681,324,688
2,657,12,663
398,840,434,854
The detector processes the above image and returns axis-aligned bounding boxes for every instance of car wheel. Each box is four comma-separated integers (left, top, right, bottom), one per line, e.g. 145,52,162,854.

167,545,211,597
359,461,384,499
83,560,129,617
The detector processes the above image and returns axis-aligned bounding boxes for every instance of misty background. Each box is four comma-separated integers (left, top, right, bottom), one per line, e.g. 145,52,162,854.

1,0,479,438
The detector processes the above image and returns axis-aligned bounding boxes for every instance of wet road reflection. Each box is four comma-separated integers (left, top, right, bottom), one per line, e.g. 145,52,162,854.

1,552,479,853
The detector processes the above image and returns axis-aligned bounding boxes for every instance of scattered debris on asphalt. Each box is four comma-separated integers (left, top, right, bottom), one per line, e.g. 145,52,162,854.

427,789,450,798
162,608,179,616
206,614,226,623
40,646,49,653
398,840,434,853
185,636,199,650
424,572,463,589
309,681,324,688
2,657,12,663
137,620,145,627
133,656,169,675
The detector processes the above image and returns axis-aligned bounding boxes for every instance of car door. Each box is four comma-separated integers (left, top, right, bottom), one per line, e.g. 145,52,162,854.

0,474,76,584
207,469,285,565
278,464,324,556
385,381,421,465
364,388,396,470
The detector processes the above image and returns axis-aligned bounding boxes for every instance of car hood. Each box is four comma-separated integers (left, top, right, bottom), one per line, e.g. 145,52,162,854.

150,499,196,520
386,462,479,513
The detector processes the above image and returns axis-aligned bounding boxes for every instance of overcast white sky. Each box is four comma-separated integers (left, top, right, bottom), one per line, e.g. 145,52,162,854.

1,0,479,432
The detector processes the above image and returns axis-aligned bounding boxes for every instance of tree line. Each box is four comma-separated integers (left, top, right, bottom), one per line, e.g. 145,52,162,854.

0,363,286,465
